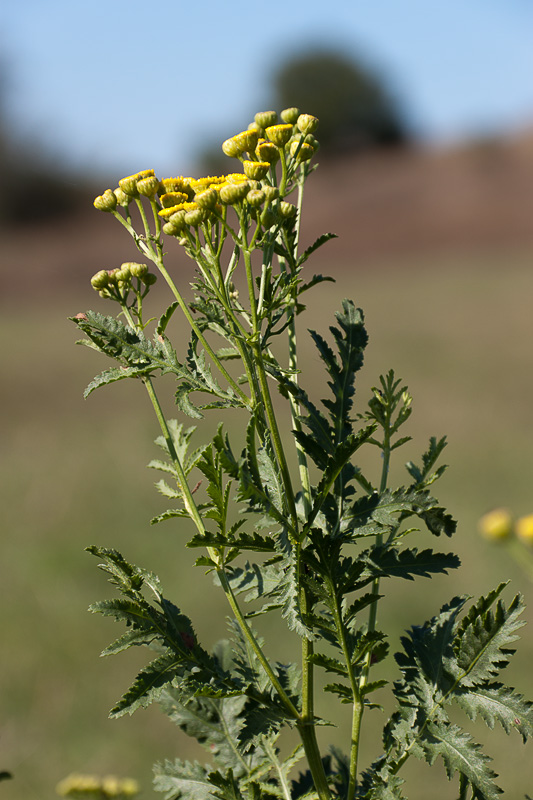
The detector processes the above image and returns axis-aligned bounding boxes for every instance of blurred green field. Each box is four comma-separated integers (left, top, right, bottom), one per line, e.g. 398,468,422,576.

2,248,533,799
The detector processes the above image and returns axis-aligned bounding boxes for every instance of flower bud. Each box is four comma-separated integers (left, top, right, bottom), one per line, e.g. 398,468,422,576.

184,207,208,226
93,189,117,212
158,201,197,219
226,129,259,157
90,270,110,290
142,272,157,286
255,110,278,129
260,208,277,229
222,138,242,158
478,508,513,541
126,262,148,278
279,201,297,219
159,177,193,196
255,140,279,164
106,268,119,286
248,121,264,137
115,264,131,283
281,107,300,124
162,221,181,236
220,181,250,204
290,141,314,162
160,191,189,208
243,160,270,180
195,188,218,209
119,170,155,196
246,189,266,207
226,172,249,184
516,513,533,545
113,187,131,207
137,176,160,198
297,114,319,135
265,124,293,148
168,209,188,230
262,186,279,203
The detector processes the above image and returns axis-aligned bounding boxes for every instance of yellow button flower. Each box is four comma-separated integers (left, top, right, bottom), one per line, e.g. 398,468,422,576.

478,508,513,541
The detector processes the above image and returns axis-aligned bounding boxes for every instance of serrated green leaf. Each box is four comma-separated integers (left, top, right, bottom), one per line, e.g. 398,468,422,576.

361,546,460,582
297,233,338,266
451,591,525,688
153,759,216,800
419,722,502,800
110,651,184,717
84,365,150,397
454,683,533,743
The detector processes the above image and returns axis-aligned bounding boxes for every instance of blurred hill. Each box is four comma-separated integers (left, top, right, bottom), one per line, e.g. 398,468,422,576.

1,128,533,303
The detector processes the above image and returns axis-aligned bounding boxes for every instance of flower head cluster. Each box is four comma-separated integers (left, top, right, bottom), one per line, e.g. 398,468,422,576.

90,108,319,310
56,773,139,799
479,507,533,545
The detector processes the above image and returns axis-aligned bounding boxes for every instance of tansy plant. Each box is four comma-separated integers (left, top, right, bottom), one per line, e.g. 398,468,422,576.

72,108,533,800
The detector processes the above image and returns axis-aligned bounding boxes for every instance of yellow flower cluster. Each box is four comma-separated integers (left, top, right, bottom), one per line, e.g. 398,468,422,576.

56,773,139,798
92,108,319,243
478,508,533,544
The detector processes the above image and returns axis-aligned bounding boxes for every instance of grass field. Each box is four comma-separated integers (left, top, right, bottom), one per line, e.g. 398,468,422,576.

2,247,533,799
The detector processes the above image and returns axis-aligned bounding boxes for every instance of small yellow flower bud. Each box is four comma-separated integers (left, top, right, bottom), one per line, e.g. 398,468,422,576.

279,201,297,219
265,124,293,148
246,189,266,207
260,208,277,229
90,270,110,290
137,176,160,198
115,264,131,283
255,140,279,164
225,172,249,184
255,110,278,129
126,262,148,278
243,161,270,180
159,177,193,196
297,113,319,134
93,189,117,212
195,188,219,209
248,121,264,136
226,130,259,157
184,207,208,227
262,186,279,203
160,191,189,208
220,182,250,204
516,514,533,545
478,508,513,541
162,221,180,236
114,187,131,207
222,138,242,158
119,170,155,196
106,268,119,286
168,209,188,230
281,107,300,124
289,141,315,162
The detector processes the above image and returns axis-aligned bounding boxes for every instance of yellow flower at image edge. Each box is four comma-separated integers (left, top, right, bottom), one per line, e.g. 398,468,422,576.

478,508,513,541
516,514,533,545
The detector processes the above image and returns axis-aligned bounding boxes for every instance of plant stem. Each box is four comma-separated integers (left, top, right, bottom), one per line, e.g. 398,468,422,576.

113,208,251,408
216,568,300,720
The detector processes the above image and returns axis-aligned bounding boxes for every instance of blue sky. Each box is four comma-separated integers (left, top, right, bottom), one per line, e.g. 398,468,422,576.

1,0,532,177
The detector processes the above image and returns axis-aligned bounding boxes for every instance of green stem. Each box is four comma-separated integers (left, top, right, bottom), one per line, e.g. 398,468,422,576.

241,236,299,532
329,582,363,800
113,208,251,408
350,421,392,791
216,568,300,720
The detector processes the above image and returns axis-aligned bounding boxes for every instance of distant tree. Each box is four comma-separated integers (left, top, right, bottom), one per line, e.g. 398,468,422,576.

272,48,409,154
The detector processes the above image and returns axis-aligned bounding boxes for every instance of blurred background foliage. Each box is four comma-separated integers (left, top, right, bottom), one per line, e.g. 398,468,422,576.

1,24,533,800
